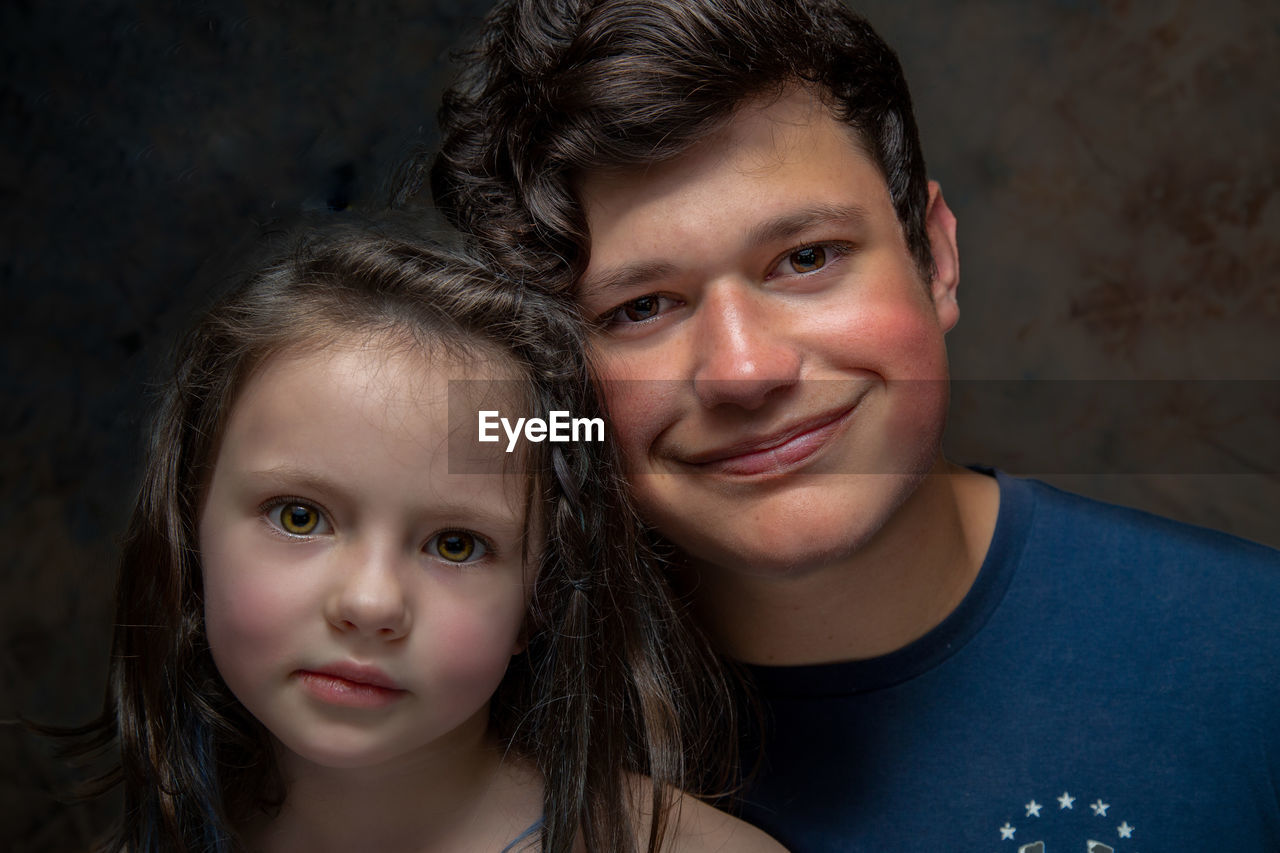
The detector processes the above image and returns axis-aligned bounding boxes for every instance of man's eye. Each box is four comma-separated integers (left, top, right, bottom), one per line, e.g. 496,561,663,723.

789,246,826,272
766,242,854,280
601,294,678,326
427,530,489,564
267,502,331,536
623,295,661,321
776,245,828,275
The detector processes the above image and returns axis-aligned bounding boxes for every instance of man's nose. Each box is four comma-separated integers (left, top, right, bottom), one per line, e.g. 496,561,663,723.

324,542,412,640
692,280,801,409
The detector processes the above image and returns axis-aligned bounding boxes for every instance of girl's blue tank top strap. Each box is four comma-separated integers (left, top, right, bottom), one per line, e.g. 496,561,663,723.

499,815,544,852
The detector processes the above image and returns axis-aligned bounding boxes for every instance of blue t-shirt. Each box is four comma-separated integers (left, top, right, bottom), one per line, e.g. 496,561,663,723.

736,471,1280,851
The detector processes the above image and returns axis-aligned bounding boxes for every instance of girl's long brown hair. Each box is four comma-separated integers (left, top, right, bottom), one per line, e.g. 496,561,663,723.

55,219,737,852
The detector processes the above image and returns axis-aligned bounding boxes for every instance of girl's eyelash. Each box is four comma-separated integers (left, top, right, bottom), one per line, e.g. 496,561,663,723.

258,495,316,515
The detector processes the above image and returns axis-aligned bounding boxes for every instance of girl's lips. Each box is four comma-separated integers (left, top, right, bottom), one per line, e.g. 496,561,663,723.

687,404,857,477
296,668,407,709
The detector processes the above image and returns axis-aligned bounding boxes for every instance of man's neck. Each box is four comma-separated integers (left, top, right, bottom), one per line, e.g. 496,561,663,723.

692,460,1000,665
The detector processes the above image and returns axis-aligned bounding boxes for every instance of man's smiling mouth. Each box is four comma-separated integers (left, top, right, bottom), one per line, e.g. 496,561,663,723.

679,400,863,477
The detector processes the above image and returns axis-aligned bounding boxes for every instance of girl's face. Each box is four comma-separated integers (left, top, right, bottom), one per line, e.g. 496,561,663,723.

199,334,533,771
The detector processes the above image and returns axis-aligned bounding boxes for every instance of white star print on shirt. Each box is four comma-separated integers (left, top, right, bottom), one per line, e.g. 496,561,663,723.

1000,822,1016,840
1058,792,1075,810
1091,799,1110,816
1117,821,1133,838
1025,800,1042,817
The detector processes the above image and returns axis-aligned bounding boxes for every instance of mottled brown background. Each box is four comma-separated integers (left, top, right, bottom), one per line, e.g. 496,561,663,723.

2,0,1277,849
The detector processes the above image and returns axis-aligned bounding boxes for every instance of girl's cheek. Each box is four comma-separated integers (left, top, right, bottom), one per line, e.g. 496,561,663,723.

205,573,296,648
429,594,527,693
200,525,304,667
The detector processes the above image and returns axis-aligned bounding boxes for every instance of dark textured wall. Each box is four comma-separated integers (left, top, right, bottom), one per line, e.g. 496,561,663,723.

2,1,1276,849
2,2,494,848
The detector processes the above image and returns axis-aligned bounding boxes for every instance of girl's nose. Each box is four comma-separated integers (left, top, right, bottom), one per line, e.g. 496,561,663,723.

324,544,412,640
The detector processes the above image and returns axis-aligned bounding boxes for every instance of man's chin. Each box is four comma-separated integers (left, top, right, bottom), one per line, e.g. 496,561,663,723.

669,514,900,582
645,471,930,580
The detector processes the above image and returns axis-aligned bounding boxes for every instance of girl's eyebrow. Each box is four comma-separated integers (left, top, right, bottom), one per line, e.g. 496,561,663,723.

246,464,340,495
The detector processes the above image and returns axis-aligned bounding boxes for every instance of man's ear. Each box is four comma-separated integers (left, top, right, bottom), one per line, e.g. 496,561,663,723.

925,180,960,333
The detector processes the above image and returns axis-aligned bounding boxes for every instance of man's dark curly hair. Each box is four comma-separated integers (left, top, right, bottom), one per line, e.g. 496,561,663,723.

398,0,934,292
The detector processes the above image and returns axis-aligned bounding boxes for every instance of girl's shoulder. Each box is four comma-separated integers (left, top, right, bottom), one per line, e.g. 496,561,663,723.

659,791,789,853
624,778,788,853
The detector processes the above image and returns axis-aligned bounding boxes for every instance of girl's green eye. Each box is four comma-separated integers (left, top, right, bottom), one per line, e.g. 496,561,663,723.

429,530,487,563
790,246,826,273
280,504,320,535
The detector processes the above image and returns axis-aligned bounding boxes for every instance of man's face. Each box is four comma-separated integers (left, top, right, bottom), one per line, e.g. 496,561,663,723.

577,89,960,578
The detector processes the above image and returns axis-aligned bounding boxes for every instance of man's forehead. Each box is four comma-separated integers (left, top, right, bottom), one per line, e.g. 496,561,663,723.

573,88,891,296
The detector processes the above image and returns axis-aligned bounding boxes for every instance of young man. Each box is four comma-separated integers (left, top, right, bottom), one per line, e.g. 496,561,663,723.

407,1,1280,849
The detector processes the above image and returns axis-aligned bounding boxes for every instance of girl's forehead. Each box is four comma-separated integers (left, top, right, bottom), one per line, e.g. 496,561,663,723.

239,329,517,416
262,329,531,438
223,330,538,514
272,325,525,381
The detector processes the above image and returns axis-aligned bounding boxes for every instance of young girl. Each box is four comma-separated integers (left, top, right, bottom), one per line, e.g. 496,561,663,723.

62,223,783,852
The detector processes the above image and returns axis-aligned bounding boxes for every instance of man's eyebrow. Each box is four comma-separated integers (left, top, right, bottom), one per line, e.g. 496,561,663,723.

745,203,870,248
578,260,679,297
577,203,870,297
